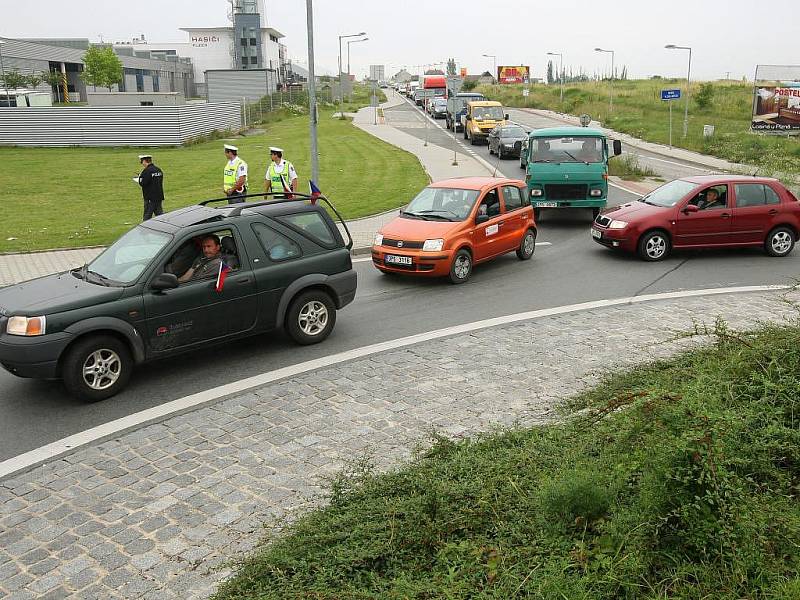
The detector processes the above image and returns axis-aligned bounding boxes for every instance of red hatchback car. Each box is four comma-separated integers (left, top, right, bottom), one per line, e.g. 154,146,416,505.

372,177,537,283
592,175,800,261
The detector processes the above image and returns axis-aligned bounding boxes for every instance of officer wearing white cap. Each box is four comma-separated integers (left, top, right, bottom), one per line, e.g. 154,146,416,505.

264,146,297,198
223,144,248,204
133,154,164,220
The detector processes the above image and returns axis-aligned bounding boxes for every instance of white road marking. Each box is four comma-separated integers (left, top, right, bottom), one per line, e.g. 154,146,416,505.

0,284,786,481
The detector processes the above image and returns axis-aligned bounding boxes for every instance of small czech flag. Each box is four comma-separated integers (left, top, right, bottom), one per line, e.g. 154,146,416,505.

280,174,294,199
309,180,321,204
215,261,231,293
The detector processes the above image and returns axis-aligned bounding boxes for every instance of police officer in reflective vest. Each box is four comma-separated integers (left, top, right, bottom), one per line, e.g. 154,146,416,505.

264,146,297,198
223,144,248,204
134,154,164,221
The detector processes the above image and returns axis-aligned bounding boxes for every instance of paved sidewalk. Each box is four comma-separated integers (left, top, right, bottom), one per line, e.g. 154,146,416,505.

0,288,796,599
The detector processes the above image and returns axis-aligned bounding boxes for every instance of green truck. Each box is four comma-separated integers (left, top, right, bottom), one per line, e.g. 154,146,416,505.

522,126,622,220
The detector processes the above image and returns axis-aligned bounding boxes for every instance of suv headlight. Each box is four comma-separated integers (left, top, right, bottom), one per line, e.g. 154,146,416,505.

608,220,628,229
7,316,46,336
422,238,444,252
373,233,383,246
530,188,543,197
589,189,602,197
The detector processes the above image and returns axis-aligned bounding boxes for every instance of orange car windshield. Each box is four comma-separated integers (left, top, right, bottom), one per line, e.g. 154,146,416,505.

403,187,480,221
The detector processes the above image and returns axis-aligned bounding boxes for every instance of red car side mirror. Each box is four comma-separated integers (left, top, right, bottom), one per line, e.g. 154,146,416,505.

683,204,699,214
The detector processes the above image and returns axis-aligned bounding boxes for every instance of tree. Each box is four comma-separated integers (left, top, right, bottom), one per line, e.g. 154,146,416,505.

694,82,715,110
81,46,123,91
0,69,33,90
447,58,457,78
546,60,554,84
41,70,66,102
461,79,477,91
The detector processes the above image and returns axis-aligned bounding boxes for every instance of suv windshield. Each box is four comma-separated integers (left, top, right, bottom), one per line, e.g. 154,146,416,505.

472,106,505,120
642,179,700,207
87,226,172,284
531,136,604,163
403,187,480,221
502,126,526,138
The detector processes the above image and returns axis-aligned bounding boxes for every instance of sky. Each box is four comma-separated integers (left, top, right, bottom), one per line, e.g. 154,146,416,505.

2,0,796,81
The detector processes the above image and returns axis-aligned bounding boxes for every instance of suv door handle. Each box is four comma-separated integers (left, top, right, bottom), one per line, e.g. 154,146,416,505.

720,213,730,219
768,209,779,215
236,277,252,284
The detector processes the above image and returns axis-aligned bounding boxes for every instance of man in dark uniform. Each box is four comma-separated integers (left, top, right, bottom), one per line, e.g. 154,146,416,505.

134,154,165,220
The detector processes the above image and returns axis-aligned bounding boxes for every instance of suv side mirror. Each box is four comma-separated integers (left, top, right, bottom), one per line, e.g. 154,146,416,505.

612,140,622,156
683,204,699,214
475,214,490,225
151,272,179,291
505,114,509,120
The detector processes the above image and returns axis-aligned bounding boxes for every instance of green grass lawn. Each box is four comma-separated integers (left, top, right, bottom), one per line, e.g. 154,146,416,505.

0,100,424,253
481,79,800,184
214,315,800,599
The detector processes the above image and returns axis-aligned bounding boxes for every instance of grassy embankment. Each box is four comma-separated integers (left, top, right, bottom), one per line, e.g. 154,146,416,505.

0,87,425,253
214,313,800,599
480,79,800,185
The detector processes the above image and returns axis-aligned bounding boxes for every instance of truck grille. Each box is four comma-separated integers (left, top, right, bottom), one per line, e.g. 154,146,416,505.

545,184,588,200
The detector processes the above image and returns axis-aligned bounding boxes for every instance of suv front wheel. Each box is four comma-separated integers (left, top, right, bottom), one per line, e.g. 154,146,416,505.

286,290,337,345
62,335,133,402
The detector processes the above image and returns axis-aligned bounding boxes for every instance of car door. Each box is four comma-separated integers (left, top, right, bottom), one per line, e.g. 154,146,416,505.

472,187,507,262
730,183,783,244
674,185,733,247
501,185,527,251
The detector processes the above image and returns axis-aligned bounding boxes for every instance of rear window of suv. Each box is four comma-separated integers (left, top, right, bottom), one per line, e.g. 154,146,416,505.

277,212,337,246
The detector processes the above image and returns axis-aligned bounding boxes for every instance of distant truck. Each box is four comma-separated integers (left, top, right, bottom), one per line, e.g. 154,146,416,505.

0,89,53,107
522,126,622,220
464,100,508,145
446,92,486,132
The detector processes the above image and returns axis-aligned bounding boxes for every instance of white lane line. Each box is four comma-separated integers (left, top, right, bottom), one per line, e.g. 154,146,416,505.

352,241,553,262
0,283,786,481
621,151,713,172
608,180,644,194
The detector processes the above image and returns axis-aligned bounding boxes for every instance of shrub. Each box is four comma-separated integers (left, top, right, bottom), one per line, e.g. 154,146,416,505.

694,82,715,110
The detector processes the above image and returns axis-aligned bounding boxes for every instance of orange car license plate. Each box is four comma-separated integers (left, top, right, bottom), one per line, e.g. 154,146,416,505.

385,255,412,265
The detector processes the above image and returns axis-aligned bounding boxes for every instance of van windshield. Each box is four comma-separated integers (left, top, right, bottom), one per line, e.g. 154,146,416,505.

472,106,505,120
403,187,480,221
641,179,700,207
531,136,604,163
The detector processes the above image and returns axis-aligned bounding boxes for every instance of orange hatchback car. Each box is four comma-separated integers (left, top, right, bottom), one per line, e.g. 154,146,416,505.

372,177,537,283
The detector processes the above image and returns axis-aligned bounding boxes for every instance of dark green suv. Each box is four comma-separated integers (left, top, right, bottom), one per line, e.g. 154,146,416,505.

0,195,357,401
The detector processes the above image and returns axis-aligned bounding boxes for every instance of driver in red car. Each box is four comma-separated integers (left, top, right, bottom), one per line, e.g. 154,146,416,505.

698,188,724,210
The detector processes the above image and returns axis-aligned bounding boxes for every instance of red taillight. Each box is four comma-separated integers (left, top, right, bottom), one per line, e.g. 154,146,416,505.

602,173,609,180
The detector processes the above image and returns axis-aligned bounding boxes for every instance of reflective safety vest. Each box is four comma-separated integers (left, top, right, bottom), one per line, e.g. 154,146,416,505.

266,160,295,194
223,157,247,191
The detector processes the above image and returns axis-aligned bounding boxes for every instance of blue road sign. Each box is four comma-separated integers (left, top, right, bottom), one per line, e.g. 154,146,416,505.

661,88,681,100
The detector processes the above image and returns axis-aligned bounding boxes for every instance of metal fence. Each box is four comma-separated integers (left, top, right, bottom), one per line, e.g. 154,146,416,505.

0,102,242,147
241,88,335,126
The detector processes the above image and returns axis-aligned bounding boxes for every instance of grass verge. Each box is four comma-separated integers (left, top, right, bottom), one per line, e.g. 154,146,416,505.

214,310,800,599
480,79,800,186
608,153,658,181
0,87,421,253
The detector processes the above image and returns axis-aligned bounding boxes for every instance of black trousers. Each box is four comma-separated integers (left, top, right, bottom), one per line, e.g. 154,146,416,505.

227,188,247,204
143,199,164,221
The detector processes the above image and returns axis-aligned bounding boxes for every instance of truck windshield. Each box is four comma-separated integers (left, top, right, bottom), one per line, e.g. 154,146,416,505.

88,226,172,284
641,179,700,207
403,187,480,221
472,106,505,120
532,136,604,163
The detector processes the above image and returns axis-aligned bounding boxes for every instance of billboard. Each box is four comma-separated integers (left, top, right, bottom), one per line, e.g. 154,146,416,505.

497,65,530,85
751,86,800,132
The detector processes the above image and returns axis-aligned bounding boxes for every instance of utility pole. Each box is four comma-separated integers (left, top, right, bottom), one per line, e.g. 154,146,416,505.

665,44,692,138
306,0,319,183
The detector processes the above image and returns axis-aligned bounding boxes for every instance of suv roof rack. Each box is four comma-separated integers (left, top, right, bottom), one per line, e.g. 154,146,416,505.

198,192,354,250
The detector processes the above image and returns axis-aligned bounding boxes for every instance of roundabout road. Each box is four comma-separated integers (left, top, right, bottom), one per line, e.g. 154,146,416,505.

1,97,798,462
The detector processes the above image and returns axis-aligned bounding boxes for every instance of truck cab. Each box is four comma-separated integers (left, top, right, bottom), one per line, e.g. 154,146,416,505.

523,127,622,220
464,101,508,145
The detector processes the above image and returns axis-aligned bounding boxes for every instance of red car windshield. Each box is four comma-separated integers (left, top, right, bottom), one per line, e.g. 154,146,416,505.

642,179,700,207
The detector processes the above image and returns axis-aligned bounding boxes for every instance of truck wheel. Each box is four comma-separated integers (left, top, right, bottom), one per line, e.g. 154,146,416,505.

516,229,536,260
488,143,494,155
765,226,795,257
637,230,671,261
470,133,478,146
534,208,541,221
286,290,337,345
592,207,601,220
498,146,504,159
62,335,133,402
449,249,472,284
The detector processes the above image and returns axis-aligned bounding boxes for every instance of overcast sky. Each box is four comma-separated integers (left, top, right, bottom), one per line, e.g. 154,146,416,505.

2,0,796,80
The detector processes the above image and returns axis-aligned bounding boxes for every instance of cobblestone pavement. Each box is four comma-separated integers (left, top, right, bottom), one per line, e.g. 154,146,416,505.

0,290,797,599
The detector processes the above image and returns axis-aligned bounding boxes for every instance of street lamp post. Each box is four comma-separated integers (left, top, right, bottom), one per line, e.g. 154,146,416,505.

547,52,563,103
665,44,692,138
482,53,497,80
347,37,368,75
305,0,319,184
594,47,614,113
337,31,366,102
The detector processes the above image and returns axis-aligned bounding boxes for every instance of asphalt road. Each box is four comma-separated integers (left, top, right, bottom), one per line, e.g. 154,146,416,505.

1,97,798,462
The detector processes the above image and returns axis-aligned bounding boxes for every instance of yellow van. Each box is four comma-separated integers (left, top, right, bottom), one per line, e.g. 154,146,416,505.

464,101,508,145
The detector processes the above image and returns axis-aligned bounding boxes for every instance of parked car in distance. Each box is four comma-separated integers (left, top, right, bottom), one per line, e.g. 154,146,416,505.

430,97,447,119
488,124,529,159
446,92,486,131
592,175,800,261
0,195,357,401
372,177,537,284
